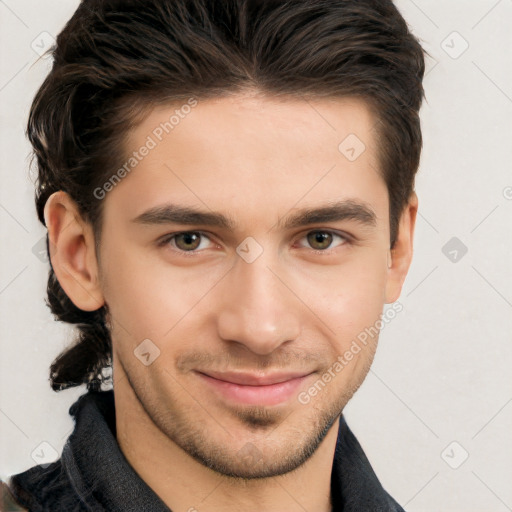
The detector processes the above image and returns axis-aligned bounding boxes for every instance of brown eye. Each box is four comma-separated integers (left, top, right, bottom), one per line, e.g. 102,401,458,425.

307,231,333,250
173,232,202,251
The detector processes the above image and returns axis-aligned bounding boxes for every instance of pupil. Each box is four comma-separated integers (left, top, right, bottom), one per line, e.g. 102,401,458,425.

178,232,200,250
308,231,332,250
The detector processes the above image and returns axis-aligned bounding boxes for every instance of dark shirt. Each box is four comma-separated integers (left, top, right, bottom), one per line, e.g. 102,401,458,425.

3,390,405,511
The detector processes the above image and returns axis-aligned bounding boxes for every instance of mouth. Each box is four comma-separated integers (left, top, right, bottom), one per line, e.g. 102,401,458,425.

195,370,314,406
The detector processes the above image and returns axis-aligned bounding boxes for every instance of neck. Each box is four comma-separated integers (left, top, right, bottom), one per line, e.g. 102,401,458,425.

114,369,337,512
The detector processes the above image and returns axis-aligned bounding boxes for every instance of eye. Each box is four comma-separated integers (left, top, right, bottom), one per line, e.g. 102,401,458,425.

160,231,214,252
297,230,348,251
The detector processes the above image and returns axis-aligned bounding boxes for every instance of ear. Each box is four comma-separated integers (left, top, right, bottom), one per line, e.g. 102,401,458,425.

385,191,418,303
44,191,104,311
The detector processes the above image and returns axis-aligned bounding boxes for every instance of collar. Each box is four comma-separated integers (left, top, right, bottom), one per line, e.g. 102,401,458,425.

332,414,405,511
62,390,170,511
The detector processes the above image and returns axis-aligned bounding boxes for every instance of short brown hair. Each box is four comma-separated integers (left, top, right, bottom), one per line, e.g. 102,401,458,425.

28,0,426,391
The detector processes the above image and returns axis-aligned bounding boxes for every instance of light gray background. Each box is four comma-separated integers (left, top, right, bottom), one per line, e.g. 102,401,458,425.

1,1,511,510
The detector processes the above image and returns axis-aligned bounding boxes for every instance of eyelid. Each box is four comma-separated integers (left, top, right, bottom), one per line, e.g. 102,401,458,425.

294,229,350,250
158,230,217,253
158,228,352,254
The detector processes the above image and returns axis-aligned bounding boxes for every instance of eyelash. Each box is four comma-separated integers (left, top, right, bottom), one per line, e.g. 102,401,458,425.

158,230,351,256
298,231,352,254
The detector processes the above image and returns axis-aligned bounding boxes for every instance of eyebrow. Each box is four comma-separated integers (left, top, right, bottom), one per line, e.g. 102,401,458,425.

131,199,377,231
279,200,377,230
132,204,236,229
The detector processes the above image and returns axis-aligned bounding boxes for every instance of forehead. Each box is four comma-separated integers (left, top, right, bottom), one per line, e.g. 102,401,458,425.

105,93,387,225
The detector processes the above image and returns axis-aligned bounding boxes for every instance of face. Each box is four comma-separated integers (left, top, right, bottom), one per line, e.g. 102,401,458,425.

73,92,413,479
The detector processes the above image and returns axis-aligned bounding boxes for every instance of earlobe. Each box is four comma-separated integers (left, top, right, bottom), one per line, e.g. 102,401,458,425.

385,192,418,303
44,191,104,312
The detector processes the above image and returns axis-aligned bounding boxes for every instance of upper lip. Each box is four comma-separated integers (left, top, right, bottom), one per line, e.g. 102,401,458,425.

197,370,313,386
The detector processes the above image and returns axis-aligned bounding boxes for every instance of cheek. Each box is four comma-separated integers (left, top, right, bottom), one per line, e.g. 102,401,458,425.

295,253,388,356
100,245,167,340
100,245,222,341
303,263,387,399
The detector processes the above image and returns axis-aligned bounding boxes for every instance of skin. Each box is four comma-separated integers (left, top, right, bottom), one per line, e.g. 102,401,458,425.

44,91,417,512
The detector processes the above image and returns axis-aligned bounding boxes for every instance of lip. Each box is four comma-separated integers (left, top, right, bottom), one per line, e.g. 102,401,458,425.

196,370,313,406
198,370,311,386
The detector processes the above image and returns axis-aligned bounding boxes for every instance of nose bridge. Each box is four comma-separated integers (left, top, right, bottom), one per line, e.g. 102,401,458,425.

216,246,300,354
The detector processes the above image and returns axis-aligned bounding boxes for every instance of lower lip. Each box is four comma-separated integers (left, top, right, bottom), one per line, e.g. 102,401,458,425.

196,372,311,406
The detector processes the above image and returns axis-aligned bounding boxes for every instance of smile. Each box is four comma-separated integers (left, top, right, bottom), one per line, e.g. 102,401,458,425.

195,370,314,406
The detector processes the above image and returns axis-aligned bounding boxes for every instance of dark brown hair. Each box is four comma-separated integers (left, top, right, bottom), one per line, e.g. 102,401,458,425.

29,0,426,392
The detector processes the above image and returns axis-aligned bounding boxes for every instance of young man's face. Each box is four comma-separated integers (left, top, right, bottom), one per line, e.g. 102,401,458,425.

53,92,416,478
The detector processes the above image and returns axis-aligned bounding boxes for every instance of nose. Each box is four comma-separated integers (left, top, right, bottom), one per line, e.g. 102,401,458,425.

216,250,301,356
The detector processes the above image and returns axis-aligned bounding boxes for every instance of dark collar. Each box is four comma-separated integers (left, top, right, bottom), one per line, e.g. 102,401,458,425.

8,390,404,511
62,390,169,511
332,414,405,511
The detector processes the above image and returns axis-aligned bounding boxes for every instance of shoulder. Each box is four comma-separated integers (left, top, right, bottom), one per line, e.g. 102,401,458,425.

4,459,88,512
1,478,28,511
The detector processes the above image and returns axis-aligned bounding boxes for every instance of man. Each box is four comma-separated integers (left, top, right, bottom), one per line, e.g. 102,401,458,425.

2,0,425,510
